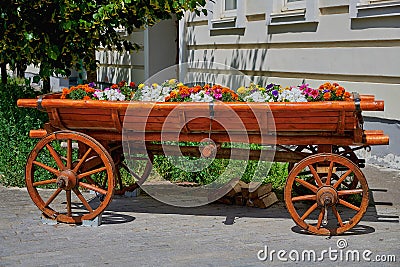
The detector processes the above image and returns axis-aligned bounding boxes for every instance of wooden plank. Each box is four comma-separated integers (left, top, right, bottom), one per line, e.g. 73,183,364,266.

364,134,389,145
18,98,385,112
59,113,112,122
122,121,356,132
111,109,122,132
61,120,116,129
122,113,355,129
50,108,67,129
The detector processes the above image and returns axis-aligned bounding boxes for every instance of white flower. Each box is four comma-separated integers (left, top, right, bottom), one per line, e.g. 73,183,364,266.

98,88,125,101
278,88,307,102
139,84,172,101
190,91,214,102
244,91,271,102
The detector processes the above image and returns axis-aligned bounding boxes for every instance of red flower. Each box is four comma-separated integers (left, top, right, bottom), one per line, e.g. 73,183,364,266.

129,82,136,87
111,84,118,89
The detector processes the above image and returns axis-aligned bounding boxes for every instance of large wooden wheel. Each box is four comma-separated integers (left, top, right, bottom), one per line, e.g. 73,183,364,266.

284,153,369,235
26,131,115,223
288,145,360,195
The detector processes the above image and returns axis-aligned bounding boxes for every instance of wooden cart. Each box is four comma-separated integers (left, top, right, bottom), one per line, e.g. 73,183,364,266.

17,92,389,235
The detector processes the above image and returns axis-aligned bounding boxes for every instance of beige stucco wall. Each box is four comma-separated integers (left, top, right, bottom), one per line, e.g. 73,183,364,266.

181,0,400,121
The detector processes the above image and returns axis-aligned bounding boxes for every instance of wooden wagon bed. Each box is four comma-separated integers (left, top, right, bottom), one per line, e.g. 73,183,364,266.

18,93,388,146
17,92,389,235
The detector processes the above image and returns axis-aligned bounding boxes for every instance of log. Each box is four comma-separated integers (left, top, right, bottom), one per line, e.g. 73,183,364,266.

249,183,272,199
216,181,276,209
253,192,279,208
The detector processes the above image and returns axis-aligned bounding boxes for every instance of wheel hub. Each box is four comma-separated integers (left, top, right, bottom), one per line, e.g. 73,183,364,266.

56,170,77,190
200,144,217,158
316,186,338,207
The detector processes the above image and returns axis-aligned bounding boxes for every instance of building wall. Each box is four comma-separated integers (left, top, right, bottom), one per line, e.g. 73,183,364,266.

181,0,400,168
96,18,178,84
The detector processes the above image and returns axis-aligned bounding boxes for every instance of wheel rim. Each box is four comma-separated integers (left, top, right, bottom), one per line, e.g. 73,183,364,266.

284,153,369,235
288,146,360,195
26,131,115,223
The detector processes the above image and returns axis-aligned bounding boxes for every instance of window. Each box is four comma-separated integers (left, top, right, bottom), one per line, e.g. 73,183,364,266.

283,0,306,11
221,0,238,18
349,0,400,18
266,0,318,25
224,0,237,11
208,0,245,30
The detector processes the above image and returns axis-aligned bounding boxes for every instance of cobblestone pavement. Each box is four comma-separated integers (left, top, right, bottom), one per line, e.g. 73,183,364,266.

0,165,399,267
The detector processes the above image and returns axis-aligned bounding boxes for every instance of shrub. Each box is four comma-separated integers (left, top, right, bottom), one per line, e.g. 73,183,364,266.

0,80,48,187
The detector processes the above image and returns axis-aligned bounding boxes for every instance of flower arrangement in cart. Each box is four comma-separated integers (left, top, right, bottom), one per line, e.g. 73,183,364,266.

61,80,352,103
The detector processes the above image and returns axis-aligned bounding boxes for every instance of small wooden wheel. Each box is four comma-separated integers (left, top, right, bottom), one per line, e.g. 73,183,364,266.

26,131,115,223
284,153,369,235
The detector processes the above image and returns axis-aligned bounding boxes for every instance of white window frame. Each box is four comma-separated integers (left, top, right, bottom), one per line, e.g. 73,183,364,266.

283,0,307,11
349,0,400,18
208,0,246,30
220,0,238,19
266,0,318,26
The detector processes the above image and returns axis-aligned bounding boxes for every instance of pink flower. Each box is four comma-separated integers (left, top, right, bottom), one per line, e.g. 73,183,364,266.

213,93,222,100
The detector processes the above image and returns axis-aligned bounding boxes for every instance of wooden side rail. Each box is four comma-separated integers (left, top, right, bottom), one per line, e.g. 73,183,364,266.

17,97,385,112
363,130,389,145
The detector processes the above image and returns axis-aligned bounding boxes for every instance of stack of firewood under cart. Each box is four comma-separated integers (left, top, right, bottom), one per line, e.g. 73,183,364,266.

216,181,278,208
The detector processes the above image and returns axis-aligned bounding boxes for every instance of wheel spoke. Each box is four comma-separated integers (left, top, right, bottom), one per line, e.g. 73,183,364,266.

333,169,352,189
116,167,124,190
77,166,107,179
316,208,324,229
121,163,142,181
33,161,60,176
130,171,142,181
325,161,335,185
79,181,108,195
292,195,316,202
295,178,318,193
44,188,62,207
300,202,318,220
67,139,72,169
72,188,93,212
45,144,65,170
66,190,72,217
338,199,361,211
332,206,344,227
308,165,323,187
33,179,57,187
338,189,363,196
73,147,93,173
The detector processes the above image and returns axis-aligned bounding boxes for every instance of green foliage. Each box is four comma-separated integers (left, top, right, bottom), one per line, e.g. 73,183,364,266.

0,0,207,80
152,142,288,190
0,80,48,186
